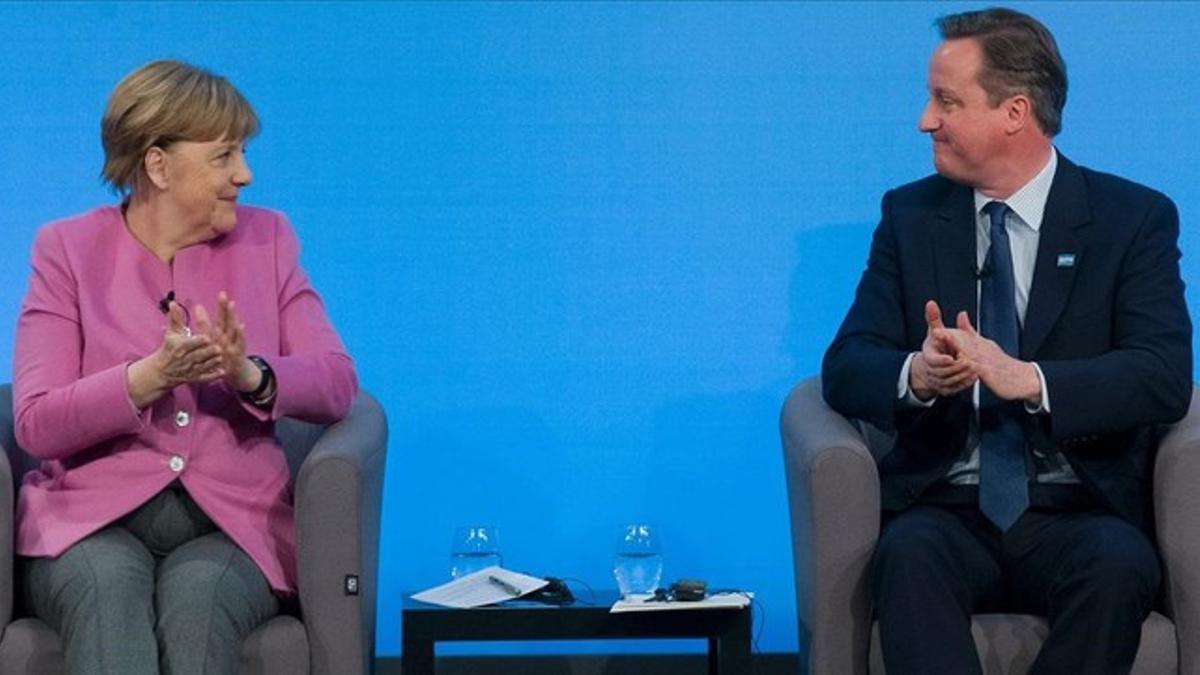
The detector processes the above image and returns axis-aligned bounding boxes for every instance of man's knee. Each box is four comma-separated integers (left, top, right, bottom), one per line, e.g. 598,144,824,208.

874,508,963,581
1060,519,1160,602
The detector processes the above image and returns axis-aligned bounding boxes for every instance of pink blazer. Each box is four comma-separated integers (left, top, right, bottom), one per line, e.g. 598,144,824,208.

13,204,358,592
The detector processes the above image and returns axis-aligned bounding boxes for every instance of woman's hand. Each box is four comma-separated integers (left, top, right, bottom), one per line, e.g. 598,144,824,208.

126,301,224,409
194,291,262,394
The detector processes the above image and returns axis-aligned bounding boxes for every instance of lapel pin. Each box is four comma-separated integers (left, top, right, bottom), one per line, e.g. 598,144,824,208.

1057,253,1076,268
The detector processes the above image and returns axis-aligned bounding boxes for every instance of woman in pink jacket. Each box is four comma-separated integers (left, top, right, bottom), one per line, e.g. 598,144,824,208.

13,60,358,674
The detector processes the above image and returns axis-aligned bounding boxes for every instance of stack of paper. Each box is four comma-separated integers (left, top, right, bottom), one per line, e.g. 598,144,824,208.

411,566,549,608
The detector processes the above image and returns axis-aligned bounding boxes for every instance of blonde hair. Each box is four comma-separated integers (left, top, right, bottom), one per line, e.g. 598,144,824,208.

100,60,259,194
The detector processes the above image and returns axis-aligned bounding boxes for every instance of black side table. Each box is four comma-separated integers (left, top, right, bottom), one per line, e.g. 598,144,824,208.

401,591,752,674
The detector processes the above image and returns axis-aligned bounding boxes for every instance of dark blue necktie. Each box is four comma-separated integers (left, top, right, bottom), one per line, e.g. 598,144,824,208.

978,201,1028,530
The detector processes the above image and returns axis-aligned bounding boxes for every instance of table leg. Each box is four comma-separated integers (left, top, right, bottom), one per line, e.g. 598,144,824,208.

401,639,435,675
716,610,753,674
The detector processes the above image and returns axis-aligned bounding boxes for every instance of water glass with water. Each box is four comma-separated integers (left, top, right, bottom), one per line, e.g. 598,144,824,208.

449,525,502,579
613,523,663,597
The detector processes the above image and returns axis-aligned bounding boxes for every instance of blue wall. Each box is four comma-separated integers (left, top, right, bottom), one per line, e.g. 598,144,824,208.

2,1,1198,658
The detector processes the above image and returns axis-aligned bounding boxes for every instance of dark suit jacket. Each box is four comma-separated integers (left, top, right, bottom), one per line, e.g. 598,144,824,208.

821,154,1192,535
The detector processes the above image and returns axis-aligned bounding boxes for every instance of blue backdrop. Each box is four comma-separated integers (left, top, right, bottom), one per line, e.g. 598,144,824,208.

2,0,1198,660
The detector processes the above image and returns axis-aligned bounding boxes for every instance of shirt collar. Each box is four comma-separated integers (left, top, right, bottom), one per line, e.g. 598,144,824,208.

973,147,1058,232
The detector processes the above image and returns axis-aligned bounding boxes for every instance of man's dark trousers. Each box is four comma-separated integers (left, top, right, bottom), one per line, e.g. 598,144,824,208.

871,486,1160,675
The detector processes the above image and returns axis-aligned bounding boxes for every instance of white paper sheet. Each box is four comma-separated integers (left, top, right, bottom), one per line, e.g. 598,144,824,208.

411,566,549,608
609,591,753,613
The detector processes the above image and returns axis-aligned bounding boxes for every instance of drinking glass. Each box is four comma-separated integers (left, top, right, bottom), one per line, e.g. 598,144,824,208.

613,523,663,597
449,525,502,579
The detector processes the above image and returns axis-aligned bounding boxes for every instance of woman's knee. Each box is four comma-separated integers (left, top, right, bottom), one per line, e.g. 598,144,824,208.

157,534,275,615
155,532,278,669
25,527,155,622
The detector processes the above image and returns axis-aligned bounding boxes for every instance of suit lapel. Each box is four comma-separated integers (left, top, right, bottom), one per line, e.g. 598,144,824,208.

931,184,978,325
1021,156,1088,359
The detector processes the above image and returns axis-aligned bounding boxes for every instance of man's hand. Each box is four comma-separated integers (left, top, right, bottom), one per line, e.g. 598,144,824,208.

909,300,977,400
942,311,1042,405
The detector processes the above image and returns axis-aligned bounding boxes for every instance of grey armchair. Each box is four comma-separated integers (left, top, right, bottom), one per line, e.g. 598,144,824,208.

0,383,388,674
782,375,1200,675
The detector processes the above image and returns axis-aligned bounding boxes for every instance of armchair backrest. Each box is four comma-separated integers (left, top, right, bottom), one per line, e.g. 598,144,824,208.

0,384,15,630
0,384,43,504
0,386,13,481
0,385,37,495
0,383,331,486
854,419,895,461
276,417,330,480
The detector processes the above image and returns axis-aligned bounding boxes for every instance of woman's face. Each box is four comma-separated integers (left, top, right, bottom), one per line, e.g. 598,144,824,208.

157,136,252,238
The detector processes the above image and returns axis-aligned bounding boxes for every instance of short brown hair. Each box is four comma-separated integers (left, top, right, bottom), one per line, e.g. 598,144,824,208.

937,7,1068,136
100,60,259,194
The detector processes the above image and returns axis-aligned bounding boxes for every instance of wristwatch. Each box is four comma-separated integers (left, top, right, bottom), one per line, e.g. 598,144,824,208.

241,355,276,405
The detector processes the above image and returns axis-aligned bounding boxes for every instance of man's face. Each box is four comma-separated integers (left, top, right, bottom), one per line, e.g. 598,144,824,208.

918,38,1011,188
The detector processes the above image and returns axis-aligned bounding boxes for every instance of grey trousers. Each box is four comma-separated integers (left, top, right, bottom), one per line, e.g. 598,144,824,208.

22,482,280,674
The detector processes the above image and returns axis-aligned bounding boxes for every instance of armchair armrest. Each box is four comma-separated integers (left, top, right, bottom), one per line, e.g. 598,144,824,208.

0,383,17,634
781,376,879,675
294,391,388,675
0,447,12,634
1154,386,1200,674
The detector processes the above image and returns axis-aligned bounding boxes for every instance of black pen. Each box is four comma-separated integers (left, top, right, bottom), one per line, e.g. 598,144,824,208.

488,575,523,597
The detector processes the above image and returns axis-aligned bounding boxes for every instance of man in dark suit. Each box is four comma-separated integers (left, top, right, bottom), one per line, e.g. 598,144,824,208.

822,8,1192,674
